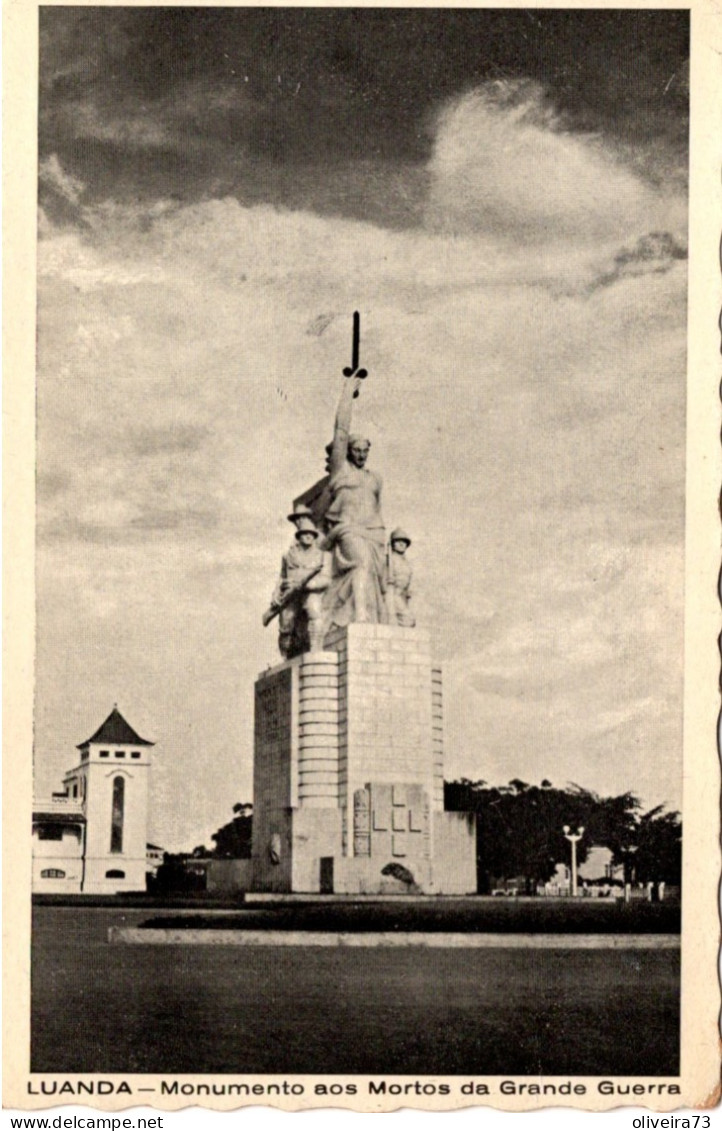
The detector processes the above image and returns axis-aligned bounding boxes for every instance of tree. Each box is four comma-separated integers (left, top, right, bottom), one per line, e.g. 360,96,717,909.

211,802,253,859
634,806,682,886
444,778,642,894
571,787,640,863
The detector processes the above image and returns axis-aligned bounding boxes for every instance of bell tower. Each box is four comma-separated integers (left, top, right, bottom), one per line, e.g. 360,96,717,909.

72,706,154,894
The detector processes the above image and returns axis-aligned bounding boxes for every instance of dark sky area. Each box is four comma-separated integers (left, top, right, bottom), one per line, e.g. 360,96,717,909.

40,8,689,225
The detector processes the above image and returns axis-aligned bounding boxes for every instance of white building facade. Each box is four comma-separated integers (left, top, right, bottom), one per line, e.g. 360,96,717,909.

32,707,155,895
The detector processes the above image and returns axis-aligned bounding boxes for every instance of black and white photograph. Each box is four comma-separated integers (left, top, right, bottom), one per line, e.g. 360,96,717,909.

4,0,720,1115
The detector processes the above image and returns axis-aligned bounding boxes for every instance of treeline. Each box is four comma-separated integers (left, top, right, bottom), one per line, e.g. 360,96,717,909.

444,778,681,894
156,781,681,897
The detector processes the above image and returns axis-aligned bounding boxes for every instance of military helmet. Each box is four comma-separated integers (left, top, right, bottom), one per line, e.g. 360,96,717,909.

390,527,412,547
294,516,320,538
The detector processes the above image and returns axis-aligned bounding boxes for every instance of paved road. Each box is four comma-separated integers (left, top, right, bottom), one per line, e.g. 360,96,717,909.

32,907,679,1076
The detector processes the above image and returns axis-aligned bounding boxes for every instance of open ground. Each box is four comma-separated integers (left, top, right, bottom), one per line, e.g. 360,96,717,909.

31,906,679,1076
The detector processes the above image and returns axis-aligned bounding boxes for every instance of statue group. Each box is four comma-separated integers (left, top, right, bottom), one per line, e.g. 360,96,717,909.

264,373,415,659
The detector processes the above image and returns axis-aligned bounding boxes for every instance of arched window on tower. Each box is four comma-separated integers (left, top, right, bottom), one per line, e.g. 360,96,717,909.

110,776,125,853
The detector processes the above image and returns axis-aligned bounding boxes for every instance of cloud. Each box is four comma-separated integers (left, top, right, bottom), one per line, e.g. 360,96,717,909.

39,155,89,229
586,230,687,292
425,81,686,248
39,9,135,91
39,154,85,205
129,507,218,533
131,424,208,457
36,469,71,502
47,78,262,154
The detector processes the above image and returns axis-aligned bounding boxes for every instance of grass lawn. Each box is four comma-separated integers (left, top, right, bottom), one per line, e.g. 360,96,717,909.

31,907,679,1075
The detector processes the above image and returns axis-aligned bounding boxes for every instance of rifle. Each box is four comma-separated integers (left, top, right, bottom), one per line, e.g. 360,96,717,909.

262,563,324,627
384,535,395,620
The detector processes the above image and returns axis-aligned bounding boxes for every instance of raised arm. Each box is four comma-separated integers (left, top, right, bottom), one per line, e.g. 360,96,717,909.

329,376,363,475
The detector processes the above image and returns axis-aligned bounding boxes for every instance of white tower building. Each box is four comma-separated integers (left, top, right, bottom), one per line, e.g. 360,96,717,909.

60,706,154,894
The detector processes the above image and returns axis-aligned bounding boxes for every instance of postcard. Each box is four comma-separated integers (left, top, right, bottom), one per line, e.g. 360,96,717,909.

4,0,720,1114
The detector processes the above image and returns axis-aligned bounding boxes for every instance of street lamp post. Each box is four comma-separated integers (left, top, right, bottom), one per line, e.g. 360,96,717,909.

563,825,585,897
624,845,638,904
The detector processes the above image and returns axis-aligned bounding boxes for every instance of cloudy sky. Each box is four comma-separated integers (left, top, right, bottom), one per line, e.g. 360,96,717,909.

36,8,689,851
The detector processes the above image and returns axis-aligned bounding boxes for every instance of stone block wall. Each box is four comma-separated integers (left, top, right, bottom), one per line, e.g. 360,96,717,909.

324,624,439,840
290,807,343,892
297,652,339,806
207,857,253,894
432,810,477,894
431,666,444,810
251,623,476,893
252,663,295,891
254,663,296,812
334,853,433,895
251,807,293,891
353,782,430,861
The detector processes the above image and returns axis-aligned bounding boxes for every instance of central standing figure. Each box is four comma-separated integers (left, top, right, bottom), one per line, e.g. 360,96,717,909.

319,374,389,627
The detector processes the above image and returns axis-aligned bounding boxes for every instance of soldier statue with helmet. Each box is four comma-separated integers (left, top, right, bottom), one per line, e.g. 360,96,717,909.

263,506,331,659
263,314,417,655
387,527,415,627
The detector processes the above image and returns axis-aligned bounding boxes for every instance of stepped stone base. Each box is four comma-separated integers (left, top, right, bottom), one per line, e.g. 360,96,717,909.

251,623,476,895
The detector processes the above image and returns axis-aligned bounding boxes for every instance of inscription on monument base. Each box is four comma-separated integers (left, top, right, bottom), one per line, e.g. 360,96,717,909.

353,783,430,860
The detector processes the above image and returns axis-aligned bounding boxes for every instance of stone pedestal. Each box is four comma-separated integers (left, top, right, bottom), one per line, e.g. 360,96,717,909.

251,624,476,894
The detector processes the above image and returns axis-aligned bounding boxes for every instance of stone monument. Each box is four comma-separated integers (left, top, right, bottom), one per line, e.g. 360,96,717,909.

252,317,476,894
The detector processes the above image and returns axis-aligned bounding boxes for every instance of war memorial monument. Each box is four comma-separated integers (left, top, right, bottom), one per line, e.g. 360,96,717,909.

251,316,476,895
